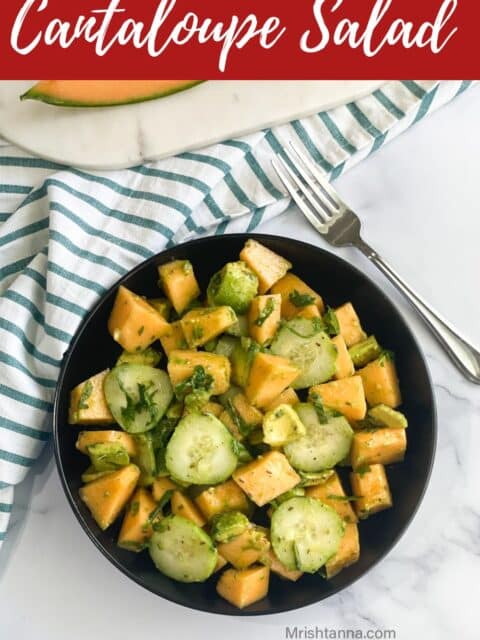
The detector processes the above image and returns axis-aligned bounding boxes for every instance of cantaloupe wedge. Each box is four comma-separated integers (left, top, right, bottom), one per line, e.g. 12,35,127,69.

171,491,206,527
76,429,136,457
21,80,204,107
217,565,270,609
310,375,367,422
79,464,140,530
195,480,249,520
218,527,270,570
118,487,157,550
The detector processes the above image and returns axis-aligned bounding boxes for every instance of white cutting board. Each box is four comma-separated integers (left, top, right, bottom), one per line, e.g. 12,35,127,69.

0,81,384,170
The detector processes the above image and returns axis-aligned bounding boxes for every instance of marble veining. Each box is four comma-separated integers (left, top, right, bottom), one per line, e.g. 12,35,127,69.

0,86,479,640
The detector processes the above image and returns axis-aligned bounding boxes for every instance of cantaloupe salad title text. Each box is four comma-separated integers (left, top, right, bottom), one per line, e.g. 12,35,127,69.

11,0,458,72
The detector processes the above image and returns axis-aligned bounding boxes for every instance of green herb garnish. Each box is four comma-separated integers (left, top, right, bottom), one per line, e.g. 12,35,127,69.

322,307,340,336
289,289,316,308
355,464,371,477
174,365,214,399
192,325,204,340
130,500,140,515
78,380,93,410
310,392,332,424
326,494,359,502
254,298,275,326
226,399,251,437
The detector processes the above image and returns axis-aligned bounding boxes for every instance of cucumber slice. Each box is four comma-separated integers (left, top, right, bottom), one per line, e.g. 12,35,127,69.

149,515,217,582
214,335,238,358
271,496,344,572
270,318,336,388
133,433,156,486
284,403,353,472
104,364,173,434
165,413,238,484
116,347,161,368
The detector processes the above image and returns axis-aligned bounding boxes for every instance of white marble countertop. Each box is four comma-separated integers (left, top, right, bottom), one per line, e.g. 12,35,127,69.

1,85,479,640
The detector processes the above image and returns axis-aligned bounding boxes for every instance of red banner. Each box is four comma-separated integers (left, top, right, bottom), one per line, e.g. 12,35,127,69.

0,0,476,79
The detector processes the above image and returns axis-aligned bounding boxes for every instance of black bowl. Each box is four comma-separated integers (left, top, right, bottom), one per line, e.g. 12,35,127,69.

53,233,436,616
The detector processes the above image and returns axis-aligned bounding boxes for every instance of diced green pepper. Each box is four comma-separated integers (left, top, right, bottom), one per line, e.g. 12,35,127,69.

207,262,258,314
348,336,382,368
210,511,250,543
87,442,130,472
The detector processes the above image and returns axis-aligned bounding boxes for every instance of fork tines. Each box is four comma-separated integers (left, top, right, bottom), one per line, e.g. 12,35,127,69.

272,141,345,227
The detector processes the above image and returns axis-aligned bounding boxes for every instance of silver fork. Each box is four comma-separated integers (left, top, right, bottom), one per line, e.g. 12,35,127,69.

272,141,480,385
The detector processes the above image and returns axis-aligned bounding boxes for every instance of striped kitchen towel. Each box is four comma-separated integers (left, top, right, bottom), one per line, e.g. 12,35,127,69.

0,80,474,547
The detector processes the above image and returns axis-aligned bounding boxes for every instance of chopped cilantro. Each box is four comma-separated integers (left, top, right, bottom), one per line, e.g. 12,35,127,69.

130,500,140,515
192,325,204,340
322,307,340,336
137,326,145,336
355,464,371,477
174,365,213,400
255,298,275,326
289,289,316,308
226,399,250,437
309,392,332,424
118,380,158,429
78,380,93,410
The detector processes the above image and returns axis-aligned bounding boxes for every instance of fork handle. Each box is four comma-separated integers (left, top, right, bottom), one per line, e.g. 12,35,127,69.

356,238,480,384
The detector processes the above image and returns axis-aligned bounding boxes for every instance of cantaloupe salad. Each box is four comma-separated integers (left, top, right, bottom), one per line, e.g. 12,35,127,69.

70,238,408,609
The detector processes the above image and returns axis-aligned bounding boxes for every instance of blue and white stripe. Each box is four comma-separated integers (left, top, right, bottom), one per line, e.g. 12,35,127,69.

0,80,472,547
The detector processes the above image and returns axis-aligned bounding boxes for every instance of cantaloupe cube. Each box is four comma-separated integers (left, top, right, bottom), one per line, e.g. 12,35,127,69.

245,353,299,409
218,527,270,569
158,260,200,314
76,430,136,456
159,321,187,356
108,285,170,352
324,523,360,578
216,565,270,609
265,387,300,411
358,356,402,408
171,491,206,527
335,302,367,347
332,335,355,380
305,471,357,523
180,306,237,348
266,549,303,581
69,370,114,425
350,464,392,519
295,304,321,319
233,451,300,507
195,480,249,520
118,487,157,550
219,409,244,441
240,240,292,294
168,350,231,395
79,464,140,530
152,476,178,502
310,376,367,422
271,273,324,319
231,393,263,429
351,428,406,470
248,294,281,345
